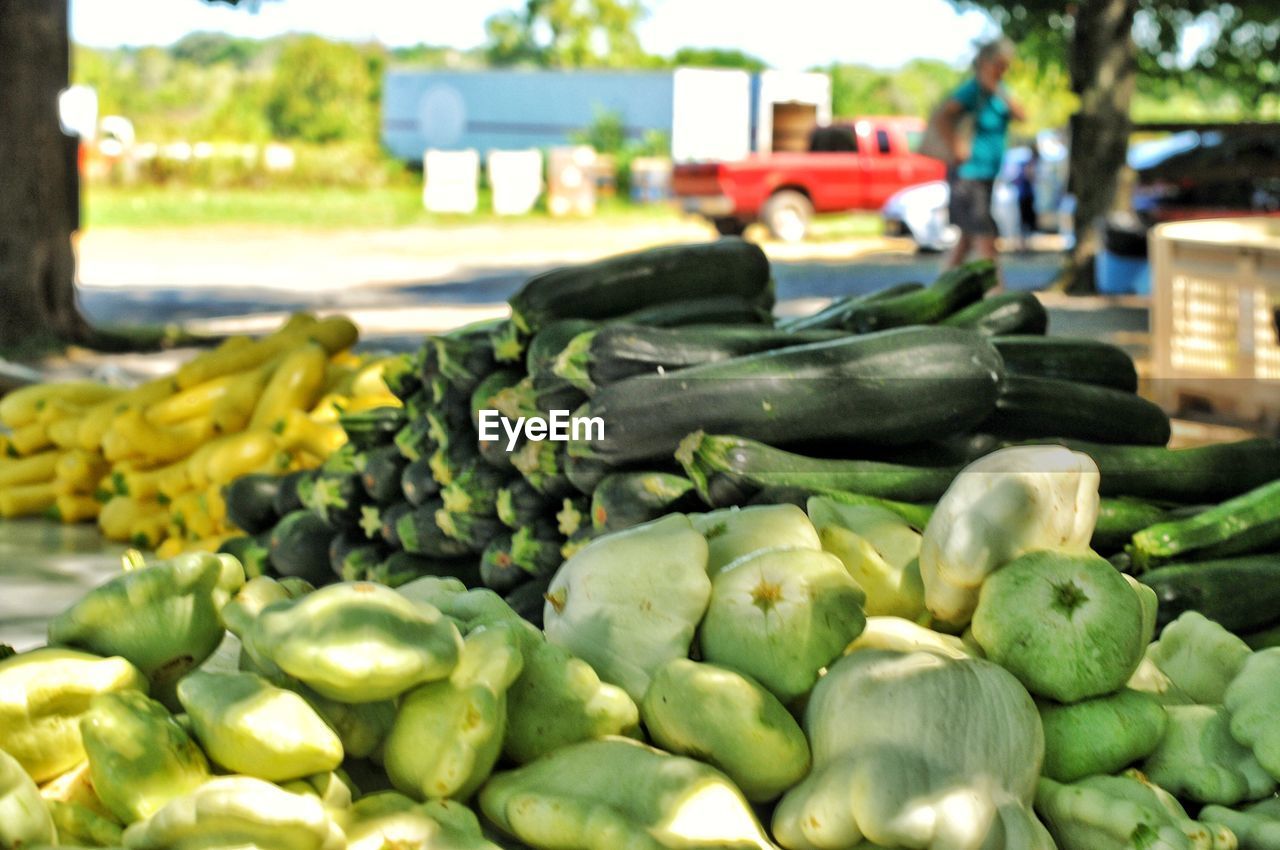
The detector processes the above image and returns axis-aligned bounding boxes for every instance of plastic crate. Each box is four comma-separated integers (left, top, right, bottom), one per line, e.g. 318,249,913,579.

1150,218,1280,426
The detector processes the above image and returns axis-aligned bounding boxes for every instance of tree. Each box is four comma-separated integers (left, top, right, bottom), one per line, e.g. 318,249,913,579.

266,35,381,144
484,0,651,69
953,0,1279,293
671,47,768,72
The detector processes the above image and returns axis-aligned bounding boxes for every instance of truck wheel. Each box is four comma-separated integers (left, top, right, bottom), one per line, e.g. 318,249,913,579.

711,217,748,237
762,190,812,242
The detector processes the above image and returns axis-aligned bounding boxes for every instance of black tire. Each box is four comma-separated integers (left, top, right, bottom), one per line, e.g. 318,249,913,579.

711,217,748,237
762,190,813,242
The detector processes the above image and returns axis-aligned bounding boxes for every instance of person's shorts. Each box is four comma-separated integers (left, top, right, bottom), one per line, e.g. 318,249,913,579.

949,176,998,237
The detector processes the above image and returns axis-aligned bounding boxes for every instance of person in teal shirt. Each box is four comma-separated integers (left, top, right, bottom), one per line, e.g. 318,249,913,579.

937,38,1026,281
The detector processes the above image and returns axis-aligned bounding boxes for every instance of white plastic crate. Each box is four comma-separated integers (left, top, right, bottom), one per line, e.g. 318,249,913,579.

488,149,543,216
423,149,479,214
1150,218,1280,425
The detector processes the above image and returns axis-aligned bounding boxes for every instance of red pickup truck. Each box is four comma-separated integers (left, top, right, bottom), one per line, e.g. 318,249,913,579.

673,116,944,241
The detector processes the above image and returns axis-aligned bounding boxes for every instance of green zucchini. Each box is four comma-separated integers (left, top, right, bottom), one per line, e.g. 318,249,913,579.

1128,478,1280,571
527,320,599,388
378,501,414,548
1242,622,1280,650
619,293,774,327
752,488,934,530
555,324,845,393
777,282,925,332
564,452,611,496
299,469,365,529
938,291,1048,336
440,461,508,516
480,534,527,594
381,352,423,401
992,336,1138,392
218,533,271,580
1091,498,1189,555
372,552,481,588
339,406,407,451
400,457,439,507
359,445,409,505
396,500,473,558
842,260,996,333
268,510,336,585
508,238,772,335
469,369,525,427
496,478,551,529
559,527,596,561
393,419,437,462
338,542,391,583
1139,555,1280,632
434,508,505,553
675,431,959,508
512,440,574,499
568,326,1004,468
984,375,1171,446
271,469,315,518
428,441,479,488
1003,438,1280,504
491,376,586,420
509,523,563,576
224,473,282,535
329,528,368,577
589,471,701,533
505,575,554,628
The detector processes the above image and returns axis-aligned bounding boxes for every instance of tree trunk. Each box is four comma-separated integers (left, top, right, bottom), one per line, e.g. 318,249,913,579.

0,0,89,354
1058,0,1139,294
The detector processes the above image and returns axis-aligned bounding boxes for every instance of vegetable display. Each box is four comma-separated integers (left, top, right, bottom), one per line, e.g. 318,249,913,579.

4,237,1280,850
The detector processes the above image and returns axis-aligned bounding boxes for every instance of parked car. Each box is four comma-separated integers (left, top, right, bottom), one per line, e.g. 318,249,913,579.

881,134,1070,252
1129,129,1280,225
673,116,945,241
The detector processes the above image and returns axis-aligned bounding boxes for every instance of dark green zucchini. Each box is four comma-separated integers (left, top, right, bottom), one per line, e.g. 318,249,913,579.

224,473,281,535
777,282,925,332
393,419,437,462
555,496,591,538
299,470,365,529
380,352,423,401
842,260,996,333
268,510,336,585
400,457,439,507
1128,478,1280,571
379,501,414,549
329,528,368,577
440,461,508,516
496,478,550,530
434,508,505,553
983,375,1171,446
396,500,473,558
555,324,845,393
568,326,1004,468
590,472,700,533
1139,555,1280,632
479,534,527,594
218,533,272,579
564,452,611,496
339,406,407,451
1091,498,1186,555
338,542,391,582
620,293,774,327
512,440,574,499
491,376,586,420
938,291,1048,336
428,441,480,488
470,370,525,427
527,320,599,388
359,445,409,505
429,331,497,395
509,523,563,576
559,527,596,561
372,552,481,588
489,319,524,364
508,238,772,335
753,489,934,530
505,575,554,628
1005,438,1280,504
271,469,315,518
675,431,959,508
993,336,1138,392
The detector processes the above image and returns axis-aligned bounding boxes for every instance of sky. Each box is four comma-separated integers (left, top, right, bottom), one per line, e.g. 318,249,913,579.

70,0,1000,71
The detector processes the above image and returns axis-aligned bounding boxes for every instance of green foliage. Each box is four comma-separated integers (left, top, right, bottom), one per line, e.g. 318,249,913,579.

827,60,963,120
670,47,768,72
484,0,651,68
265,36,382,143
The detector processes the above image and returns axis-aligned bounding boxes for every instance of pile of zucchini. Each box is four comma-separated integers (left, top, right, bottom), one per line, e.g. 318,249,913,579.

213,237,1280,642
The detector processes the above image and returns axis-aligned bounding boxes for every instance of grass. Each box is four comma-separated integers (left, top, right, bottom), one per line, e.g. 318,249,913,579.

83,184,688,230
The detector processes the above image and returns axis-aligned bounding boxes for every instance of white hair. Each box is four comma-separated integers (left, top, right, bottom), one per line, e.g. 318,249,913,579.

974,37,1016,70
